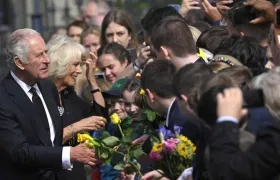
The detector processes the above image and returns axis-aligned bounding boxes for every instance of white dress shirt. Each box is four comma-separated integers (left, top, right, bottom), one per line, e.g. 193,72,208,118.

11,71,72,170
165,99,176,127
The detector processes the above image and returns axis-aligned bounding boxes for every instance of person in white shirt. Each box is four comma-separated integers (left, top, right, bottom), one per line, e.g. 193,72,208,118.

0,28,99,180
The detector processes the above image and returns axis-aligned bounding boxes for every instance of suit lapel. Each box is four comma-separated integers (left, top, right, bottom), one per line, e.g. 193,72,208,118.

38,81,62,146
3,73,51,146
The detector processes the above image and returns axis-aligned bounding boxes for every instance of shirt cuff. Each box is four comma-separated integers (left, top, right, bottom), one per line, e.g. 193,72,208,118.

178,167,193,180
213,20,222,26
217,116,238,124
62,146,73,170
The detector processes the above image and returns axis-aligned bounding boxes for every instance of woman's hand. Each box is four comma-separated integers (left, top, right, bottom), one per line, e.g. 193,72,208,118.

142,170,169,180
216,0,232,15
73,116,106,132
85,52,98,84
202,0,222,22
136,42,153,68
120,171,136,180
132,134,149,145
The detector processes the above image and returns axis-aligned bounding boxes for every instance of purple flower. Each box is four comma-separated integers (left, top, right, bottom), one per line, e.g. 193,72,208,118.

174,125,183,134
149,151,163,160
163,138,178,153
158,126,174,139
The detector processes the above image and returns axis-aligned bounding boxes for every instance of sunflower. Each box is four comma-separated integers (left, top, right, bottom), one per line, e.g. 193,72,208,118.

152,143,163,152
177,143,189,158
179,135,189,143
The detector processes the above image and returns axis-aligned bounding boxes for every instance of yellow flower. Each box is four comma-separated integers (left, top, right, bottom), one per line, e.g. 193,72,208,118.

179,135,196,153
192,145,196,152
77,133,93,143
110,113,121,125
139,89,145,95
179,135,189,143
177,143,189,158
135,73,141,77
152,143,163,152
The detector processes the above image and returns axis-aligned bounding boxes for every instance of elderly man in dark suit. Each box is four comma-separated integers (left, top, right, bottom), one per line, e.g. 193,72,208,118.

0,28,98,180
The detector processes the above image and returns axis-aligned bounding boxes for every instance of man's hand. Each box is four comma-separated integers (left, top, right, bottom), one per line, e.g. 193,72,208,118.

244,0,275,24
217,88,248,121
180,0,201,17
70,144,101,166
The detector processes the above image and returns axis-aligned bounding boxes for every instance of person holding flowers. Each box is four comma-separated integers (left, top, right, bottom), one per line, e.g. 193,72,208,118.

101,78,134,179
47,35,107,180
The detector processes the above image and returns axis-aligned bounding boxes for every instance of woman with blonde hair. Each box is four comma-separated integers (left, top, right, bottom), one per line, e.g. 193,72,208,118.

47,35,107,180
208,55,243,73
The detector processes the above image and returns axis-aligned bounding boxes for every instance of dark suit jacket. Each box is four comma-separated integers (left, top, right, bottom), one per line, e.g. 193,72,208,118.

0,73,64,180
166,100,200,145
209,121,280,180
167,100,212,180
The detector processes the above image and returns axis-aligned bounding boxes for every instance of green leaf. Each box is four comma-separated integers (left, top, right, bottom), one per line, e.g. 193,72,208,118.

147,110,156,121
105,155,112,164
133,149,144,159
90,138,101,146
100,131,111,139
123,128,134,136
101,151,109,159
102,136,120,147
150,135,160,144
113,162,125,171
122,135,132,143
130,143,140,151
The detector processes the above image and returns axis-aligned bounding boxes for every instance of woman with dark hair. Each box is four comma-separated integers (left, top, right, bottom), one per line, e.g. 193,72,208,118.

97,42,131,84
101,9,137,49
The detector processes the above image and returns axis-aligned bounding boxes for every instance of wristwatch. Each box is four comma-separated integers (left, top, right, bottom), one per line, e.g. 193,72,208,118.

133,60,142,72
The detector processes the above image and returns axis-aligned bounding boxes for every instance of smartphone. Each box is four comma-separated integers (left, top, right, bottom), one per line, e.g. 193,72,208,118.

229,6,257,26
95,73,105,79
168,4,181,12
127,48,137,62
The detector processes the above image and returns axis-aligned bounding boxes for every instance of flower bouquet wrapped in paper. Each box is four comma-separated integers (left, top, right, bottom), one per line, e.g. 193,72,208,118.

149,126,196,179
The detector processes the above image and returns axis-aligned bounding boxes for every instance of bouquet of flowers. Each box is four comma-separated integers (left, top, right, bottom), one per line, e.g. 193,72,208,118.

77,113,145,178
149,126,196,179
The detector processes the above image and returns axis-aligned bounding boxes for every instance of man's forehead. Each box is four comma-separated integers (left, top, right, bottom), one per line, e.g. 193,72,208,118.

28,36,46,52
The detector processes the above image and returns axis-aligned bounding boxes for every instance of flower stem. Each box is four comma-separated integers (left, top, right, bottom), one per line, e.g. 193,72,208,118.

101,144,143,177
118,124,124,137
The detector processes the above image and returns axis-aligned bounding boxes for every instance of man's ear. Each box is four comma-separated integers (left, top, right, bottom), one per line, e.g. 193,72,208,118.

240,31,245,36
180,94,188,103
14,56,25,70
160,46,170,59
146,89,156,102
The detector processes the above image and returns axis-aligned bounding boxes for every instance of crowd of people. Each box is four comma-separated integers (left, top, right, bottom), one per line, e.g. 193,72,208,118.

1,0,280,179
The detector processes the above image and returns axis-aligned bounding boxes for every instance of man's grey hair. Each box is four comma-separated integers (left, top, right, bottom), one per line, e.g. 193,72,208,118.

5,28,40,70
81,0,110,14
250,71,280,120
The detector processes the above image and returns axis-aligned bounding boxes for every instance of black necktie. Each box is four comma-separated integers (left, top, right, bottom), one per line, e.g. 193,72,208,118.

30,87,50,134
